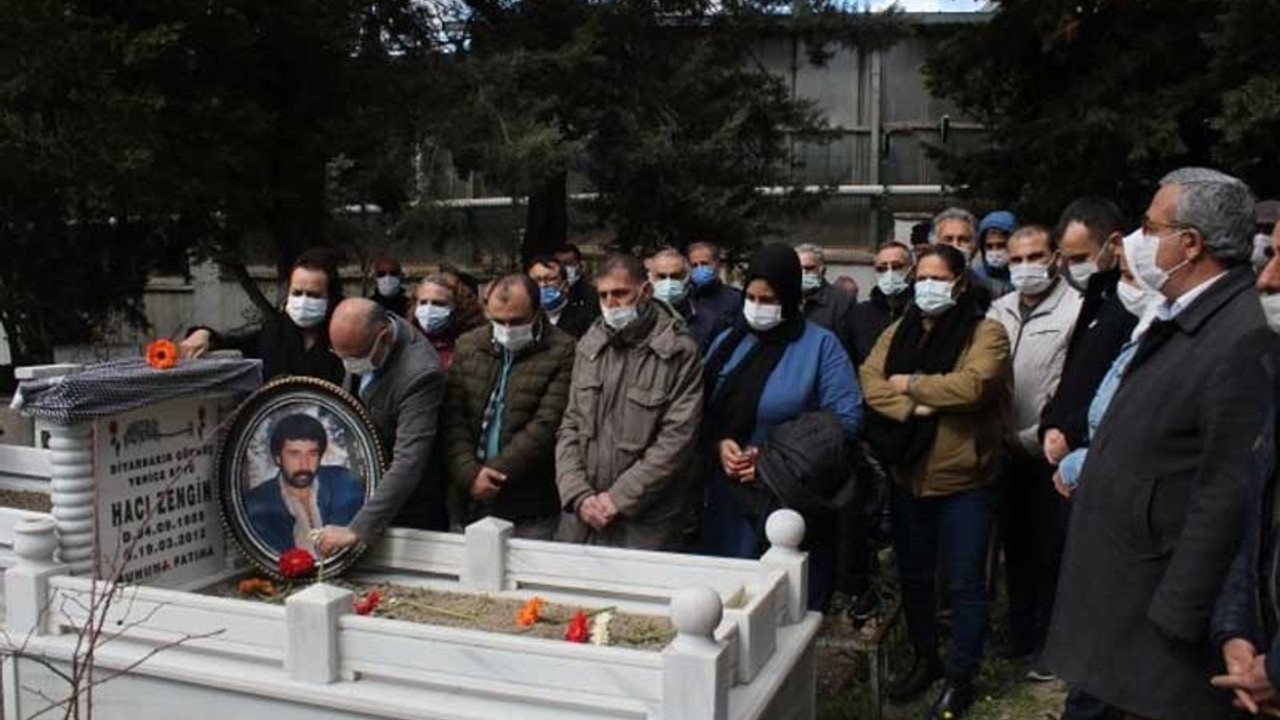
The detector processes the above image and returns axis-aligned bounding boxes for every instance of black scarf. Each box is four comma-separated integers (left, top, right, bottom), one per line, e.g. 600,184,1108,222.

704,244,805,444
868,292,982,465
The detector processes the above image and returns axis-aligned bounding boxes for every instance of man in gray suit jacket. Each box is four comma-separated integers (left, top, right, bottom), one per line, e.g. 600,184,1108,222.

317,298,444,555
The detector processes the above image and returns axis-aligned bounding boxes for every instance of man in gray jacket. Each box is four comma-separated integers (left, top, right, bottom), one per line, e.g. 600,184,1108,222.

987,225,1082,672
555,253,704,550
317,298,444,554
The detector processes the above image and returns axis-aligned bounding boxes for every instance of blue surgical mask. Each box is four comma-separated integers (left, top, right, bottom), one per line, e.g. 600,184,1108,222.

691,266,716,288
539,285,565,310
415,303,452,334
653,278,689,306
914,279,956,317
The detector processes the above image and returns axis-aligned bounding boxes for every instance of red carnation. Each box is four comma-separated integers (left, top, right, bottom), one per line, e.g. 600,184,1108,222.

565,611,590,643
278,548,316,579
354,590,383,616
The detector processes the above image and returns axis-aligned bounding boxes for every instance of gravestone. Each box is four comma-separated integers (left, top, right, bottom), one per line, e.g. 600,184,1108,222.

14,358,261,587
95,394,227,585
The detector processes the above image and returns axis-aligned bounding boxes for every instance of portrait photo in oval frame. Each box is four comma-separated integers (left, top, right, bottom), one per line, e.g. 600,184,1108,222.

216,376,386,579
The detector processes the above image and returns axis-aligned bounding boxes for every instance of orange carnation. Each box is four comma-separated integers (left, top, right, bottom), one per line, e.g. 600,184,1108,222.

516,596,545,627
145,339,178,370
237,578,276,597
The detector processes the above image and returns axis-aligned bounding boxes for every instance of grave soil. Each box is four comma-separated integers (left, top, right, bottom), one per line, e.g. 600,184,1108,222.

0,489,51,514
213,578,677,650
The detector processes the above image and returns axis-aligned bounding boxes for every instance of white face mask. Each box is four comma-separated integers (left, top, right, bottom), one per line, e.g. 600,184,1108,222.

876,269,909,296
342,330,385,376
1262,293,1280,335
1116,279,1159,319
1124,228,1190,294
1067,260,1099,288
564,264,582,287
1253,234,1272,273
801,272,823,294
984,249,1010,269
743,300,783,332
285,295,328,329
492,321,535,352
602,304,639,330
375,275,403,298
652,278,689,306
1010,262,1055,296
415,303,452,334
914,279,956,316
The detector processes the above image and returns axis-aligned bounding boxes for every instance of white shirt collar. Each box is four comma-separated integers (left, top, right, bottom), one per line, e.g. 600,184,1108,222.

1156,271,1227,321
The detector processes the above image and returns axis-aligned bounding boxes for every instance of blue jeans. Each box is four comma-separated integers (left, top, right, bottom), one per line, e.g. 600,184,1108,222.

892,483,996,681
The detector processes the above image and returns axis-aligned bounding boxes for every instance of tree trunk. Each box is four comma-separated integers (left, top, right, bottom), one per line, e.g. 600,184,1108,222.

521,171,568,267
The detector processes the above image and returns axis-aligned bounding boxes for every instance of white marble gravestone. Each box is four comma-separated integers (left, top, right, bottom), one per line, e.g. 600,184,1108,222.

15,361,255,588
92,394,227,586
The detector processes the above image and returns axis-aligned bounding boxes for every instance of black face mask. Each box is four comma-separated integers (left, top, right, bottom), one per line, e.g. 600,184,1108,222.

284,470,316,489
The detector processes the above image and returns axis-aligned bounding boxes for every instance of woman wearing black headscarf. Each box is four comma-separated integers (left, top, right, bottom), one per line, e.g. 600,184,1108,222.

860,244,1010,720
699,244,863,565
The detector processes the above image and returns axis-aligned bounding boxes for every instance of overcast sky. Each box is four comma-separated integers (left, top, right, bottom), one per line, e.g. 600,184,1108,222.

872,0,987,10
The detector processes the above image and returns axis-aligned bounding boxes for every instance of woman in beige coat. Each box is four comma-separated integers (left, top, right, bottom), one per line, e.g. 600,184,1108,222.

860,244,1011,720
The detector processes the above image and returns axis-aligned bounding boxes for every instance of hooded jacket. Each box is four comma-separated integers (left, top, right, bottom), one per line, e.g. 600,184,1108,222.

974,210,1017,298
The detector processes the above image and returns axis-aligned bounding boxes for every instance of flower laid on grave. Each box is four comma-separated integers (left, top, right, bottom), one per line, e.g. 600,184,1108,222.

515,596,544,627
354,590,383,616
236,578,276,598
278,548,316,579
589,611,613,646
564,611,590,643
145,339,179,370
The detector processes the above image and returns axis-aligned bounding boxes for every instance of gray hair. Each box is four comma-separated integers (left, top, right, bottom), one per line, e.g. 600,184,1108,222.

795,243,825,265
650,247,690,272
688,241,720,259
932,207,977,234
1160,167,1256,265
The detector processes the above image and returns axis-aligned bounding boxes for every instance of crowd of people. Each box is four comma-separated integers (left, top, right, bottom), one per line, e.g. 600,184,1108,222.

177,165,1280,720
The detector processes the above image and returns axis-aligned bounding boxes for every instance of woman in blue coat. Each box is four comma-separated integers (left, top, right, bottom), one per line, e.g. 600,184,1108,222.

699,243,863,604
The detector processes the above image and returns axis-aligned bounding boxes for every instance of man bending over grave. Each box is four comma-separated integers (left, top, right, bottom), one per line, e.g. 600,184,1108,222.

318,298,445,554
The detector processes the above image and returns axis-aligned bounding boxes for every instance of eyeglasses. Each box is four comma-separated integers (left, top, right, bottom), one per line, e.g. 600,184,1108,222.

1141,219,1194,236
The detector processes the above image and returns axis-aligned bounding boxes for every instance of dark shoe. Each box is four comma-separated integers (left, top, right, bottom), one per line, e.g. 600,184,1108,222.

888,652,943,704
928,679,976,720
846,590,880,629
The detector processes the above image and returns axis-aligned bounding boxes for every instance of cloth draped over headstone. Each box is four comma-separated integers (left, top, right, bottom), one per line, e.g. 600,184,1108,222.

12,358,262,425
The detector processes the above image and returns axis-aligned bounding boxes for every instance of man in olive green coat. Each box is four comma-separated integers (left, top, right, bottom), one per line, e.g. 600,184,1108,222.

441,274,576,539
555,254,704,551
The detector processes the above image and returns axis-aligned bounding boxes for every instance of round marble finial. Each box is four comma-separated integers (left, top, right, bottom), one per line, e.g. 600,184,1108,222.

670,587,723,638
765,509,806,550
14,517,59,562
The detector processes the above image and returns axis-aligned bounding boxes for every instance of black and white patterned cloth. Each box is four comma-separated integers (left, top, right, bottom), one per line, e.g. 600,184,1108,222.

13,358,262,425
